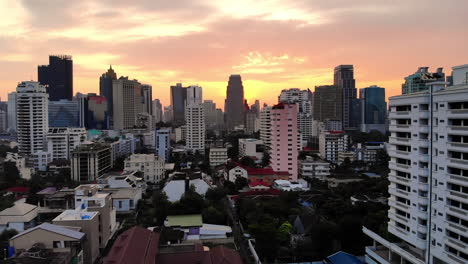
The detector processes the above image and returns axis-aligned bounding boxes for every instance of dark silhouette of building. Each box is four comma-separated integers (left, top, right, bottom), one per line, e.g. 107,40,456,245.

224,74,245,130
334,65,357,130
99,65,117,128
38,55,73,101
313,85,342,121
170,83,187,126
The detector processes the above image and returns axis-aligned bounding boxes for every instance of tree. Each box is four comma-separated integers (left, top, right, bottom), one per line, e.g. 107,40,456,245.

202,206,227,225
111,156,126,171
235,177,249,190
240,156,255,168
179,186,204,213
277,221,292,243
205,187,226,202
261,151,271,167
152,191,170,225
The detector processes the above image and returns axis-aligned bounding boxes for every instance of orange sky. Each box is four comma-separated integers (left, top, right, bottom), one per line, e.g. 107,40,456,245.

0,0,467,108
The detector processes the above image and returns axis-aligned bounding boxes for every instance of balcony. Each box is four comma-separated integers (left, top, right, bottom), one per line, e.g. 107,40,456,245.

388,199,410,211
446,190,468,201
447,142,468,152
448,126,468,134
389,125,411,132
446,205,468,220
447,174,468,186
448,158,468,166
389,137,411,145
445,237,467,253
388,175,411,185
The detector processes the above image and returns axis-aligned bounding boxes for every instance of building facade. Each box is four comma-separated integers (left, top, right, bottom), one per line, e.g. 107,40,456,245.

225,75,245,131
360,85,387,134
38,55,73,101
402,67,445,94
334,65,357,130
170,83,187,126
99,66,117,128
313,85,342,122
71,144,112,182
279,88,314,142
155,128,171,162
49,99,80,127
319,131,348,164
112,77,144,130
124,154,165,183
47,127,87,161
260,106,272,148
299,156,330,181
185,87,205,153
209,148,228,167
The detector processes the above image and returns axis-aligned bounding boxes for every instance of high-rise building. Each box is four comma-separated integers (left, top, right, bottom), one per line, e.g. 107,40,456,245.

251,100,260,118
112,77,144,130
170,83,187,126
48,99,80,127
364,65,468,264
225,75,245,131
402,67,445,94
71,144,112,182
47,127,87,161
80,94,108,130
152,99,163,124
270,103,299,181
185,86,205,153
141,84,152,115
279,88,314,142
0,110,6,132
38,55,73,101
215,109,224,130
16,81,49,157
163,106,173,123
334,65,357,130
245,109,257,134
203,100,217,129
7,92,17,133
360,85,387,134
155,128,171,162
260,106,272,148
313,85,342,121
99,66,117,127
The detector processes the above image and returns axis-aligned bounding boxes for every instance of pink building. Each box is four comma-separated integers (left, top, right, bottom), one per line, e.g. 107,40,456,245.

270,103,298,181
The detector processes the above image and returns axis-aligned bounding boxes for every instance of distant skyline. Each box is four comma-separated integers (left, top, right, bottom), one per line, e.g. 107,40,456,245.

0,0,467,107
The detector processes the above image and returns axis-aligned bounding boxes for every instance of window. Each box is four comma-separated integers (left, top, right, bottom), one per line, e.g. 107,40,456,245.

130,200,134,208
118,201,122,208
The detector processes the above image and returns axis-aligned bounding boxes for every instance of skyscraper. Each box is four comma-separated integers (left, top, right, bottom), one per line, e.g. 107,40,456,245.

224,75,245,131
359,85,387,133
15,81,49,157
7,92,17,133
313,85,342,122
203,100,217,129
99,65,117,128
170,83,187,126
401,67,445,94
186,85,202,105
152,99,163,124
185,86,205,153
38,55,73,101
49,100,80,127
279,88,314,142
112,77,144,130
334,65,357,130
141,84,153,115
259,106,272,148
80,94,108,130
270,103,299,181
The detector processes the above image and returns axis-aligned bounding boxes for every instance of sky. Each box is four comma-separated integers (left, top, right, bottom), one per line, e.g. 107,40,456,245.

0,0,467,109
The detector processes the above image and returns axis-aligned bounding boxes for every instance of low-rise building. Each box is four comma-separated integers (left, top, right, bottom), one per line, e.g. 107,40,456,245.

319,131,348,163
108,188,141,214
238,138,264,160
272,180,308,191
0,202,38,232
209,148,228,167
124,154,165,183
337,151,356,165
299,156,331,181
47,127,87,161
71,143,112,182
32,150,52,171
156,128,171,162
97,171,146,190
356,142,385,163
5,152,33,179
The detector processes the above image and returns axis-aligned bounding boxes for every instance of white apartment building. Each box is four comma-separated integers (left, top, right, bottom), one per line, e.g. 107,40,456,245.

319,131,348,164
299,156,331,181
239,138,264,160
279,88,314,142
260,106,272,148
15,81,48,158
109,134,137,163
186,102,205,153
356,142,386,163
32,150,52,171
209,148,228,167
124,154,165,183
364,65,468,264
47,127,87,161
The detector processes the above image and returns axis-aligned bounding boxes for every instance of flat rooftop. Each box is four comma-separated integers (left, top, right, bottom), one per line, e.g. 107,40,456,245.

53,209,98,221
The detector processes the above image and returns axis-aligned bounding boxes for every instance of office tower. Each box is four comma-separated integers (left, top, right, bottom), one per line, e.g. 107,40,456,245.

260,106,272,148
81,94,108,130
251,100,261,118
270,103,299,181
48,99,80,127
364,65,468,264
245,109,257,134
319,131,348,163
47,127,87,160
163,106,173,123
152,99,163,124
402,67,445,94
155,128,171,162
215,109,224,130
225,75,245,131
170,83,187,126
38,55,73,101
334,65,357,130
0,110,6,132
99,65,117,127
141,84,152,115
360,85,387,134
7,92,17,133
185,86,205,153
71,144,112,182
313,85,342,121
112,77,144,130
16,81,49,157
279,88,314,142
203,100,217,129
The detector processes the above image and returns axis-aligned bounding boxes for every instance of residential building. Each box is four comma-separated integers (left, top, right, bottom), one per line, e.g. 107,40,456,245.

209,148,228,167
225,75,245,131
9,223,85,264
203,100,217,129
71,144,112,182
108,188,142,213
270,103,299,181
5,152,33,179
155,128,171,162
97,171,146,190
109,133,137,163
153,99,163,123
7,92,17,132
141,84,152,115
0,109,6,132
239,138,264,160
170,83,187,126
337,151,356,165
364,64,468,264
47,127,87,161
334,65,358,130
38,55,73,101
319,131,348,163
402,66,445,94
124,154,165,183
112,77,144,130
163,106,173,123
245,109,258,134
279,88,314,142
215,108,224,130
16,81,49,158
136,112,154,131
186,85,202,105
0,202,38,233
313,85,342,122
299,156,331,181
356,142,385,163
272,180,308,191
32,150,52,171
49,99,80,127
360,85,387,134
99,65,117,127
185,102,205,154
259,106,272,148
174,126,185,143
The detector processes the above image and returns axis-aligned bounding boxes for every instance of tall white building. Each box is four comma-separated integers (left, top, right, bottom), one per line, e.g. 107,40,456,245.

16,81,49,158
364,64,468,264
279,88,314,142
319,131,348,164
7,92,17,133
152,99,163,124
260,106,272,148
185,86,205,153
112,77,144,130
47,127,87,161
124,154,165,183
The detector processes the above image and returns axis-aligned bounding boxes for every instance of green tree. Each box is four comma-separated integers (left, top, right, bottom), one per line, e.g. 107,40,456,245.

202,206,227,225
261,151,271,167
205,187,226,202
277,221,292,243
152,191,170,225
240,156,256,168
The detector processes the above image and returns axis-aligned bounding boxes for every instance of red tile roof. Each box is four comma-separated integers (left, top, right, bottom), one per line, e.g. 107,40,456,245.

104,226,159,264
3,187,29,193
158,246,243,264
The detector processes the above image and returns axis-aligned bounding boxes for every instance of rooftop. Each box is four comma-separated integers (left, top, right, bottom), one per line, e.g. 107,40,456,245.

53,209,98,221
10,223,84,241
166,214,203,228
